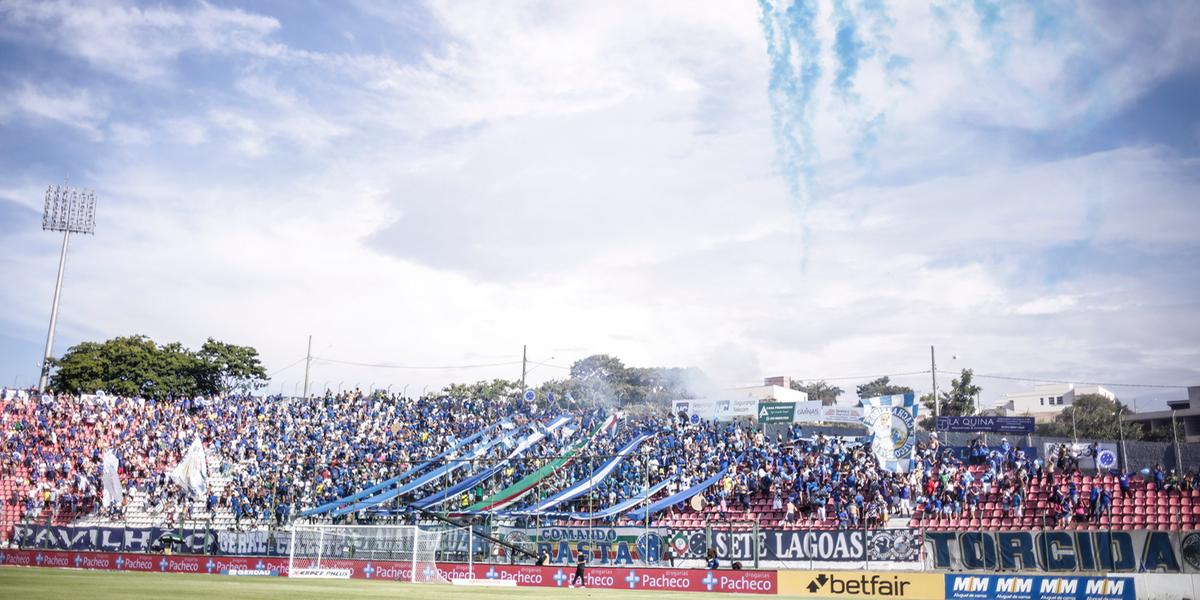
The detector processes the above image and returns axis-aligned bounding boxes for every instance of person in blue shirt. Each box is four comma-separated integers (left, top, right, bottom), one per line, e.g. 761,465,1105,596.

1095,488,1112,524
705,549,719,570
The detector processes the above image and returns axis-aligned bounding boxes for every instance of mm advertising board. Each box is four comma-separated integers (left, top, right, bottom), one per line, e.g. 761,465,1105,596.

945,574,1134,600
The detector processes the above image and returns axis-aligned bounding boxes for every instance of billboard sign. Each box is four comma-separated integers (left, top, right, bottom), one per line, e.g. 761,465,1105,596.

936,415,1035,434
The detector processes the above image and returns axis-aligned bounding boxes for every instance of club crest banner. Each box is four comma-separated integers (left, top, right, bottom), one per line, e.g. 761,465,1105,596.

861,392,918,473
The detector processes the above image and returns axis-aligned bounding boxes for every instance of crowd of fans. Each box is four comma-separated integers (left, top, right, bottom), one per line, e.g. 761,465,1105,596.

3,387,1197,542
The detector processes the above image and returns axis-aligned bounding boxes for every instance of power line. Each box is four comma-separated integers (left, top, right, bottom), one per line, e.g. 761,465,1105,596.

792,369,931,382
527,360,570,370
268,357,307,377
935,370,1187,389
312,356,524,370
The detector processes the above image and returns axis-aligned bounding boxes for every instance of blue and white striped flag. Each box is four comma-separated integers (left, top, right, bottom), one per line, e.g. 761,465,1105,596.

860,392,918,473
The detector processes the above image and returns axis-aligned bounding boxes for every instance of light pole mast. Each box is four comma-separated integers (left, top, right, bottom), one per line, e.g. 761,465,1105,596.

302,335,312,398
37,185,96,392
930,346,939,419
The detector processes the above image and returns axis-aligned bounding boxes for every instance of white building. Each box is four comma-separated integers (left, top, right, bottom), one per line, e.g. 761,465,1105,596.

728,377,809,404
1000,383,1116,420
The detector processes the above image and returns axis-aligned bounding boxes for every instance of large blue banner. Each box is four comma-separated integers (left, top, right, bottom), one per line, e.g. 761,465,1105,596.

926,530,1185,573
946,574,1134,600
11,525,216,554
937,415,1035,433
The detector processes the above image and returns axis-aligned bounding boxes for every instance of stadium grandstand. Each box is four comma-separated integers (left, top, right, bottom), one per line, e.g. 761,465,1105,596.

3,386,1197,552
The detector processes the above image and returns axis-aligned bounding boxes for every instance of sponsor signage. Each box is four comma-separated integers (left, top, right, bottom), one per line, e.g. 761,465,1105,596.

672,399,757,422
816,405,865,424
669,529,921,563
945,574,1134,600
291,568,352,579
1042,442,1119,471
926,530,1185,573
779,570,945,599
936,415,1035,434
0,549,776,593
757,401,796,424
223,569,278,576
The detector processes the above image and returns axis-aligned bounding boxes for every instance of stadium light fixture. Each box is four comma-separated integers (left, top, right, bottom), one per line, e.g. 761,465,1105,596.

38,184,97,392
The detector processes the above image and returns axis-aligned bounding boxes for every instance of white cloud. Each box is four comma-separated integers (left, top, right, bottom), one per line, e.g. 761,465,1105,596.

1,82,105,136
0,0,1197,406
0,0,284,81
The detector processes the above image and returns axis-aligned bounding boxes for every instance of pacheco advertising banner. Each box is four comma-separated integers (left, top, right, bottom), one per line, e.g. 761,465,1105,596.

0,549,778,594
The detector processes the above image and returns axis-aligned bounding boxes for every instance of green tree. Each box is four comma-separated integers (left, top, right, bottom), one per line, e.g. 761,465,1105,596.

921,364,979,417
791,380,844,405
855,377,913,405
1035,394,1144,441
50,335,267,399
196,338,268,394
919,368,981,429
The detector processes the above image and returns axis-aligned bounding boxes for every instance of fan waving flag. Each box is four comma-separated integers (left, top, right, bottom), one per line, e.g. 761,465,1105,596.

860,392,918,473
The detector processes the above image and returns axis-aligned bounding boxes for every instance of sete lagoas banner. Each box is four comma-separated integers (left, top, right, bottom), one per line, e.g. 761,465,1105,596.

861,392,918,473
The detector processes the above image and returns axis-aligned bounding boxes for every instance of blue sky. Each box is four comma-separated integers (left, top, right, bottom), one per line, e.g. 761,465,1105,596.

0,0,1197,406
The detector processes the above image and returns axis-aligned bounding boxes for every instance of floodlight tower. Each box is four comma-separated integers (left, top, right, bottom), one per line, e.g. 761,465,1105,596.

37,185,97,392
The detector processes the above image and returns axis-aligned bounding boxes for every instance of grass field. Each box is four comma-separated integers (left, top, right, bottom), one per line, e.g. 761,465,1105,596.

0,567,824,600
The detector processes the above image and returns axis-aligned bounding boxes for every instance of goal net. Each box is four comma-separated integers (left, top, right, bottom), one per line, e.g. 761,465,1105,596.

287,524,447,583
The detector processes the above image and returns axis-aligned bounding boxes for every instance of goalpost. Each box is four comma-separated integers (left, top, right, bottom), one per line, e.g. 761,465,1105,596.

287,524,447,583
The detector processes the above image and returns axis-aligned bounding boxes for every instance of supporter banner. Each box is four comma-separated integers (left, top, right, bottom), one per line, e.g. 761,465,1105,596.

1042,442,1119,471
667,528,921,563
499,525,667,565
0,549,777,594
779,570,945,599
757,401,796,424
925,530,1187,573
10,524,217,555
936,415,1035,434
945,574,1135,600
862,392,918,473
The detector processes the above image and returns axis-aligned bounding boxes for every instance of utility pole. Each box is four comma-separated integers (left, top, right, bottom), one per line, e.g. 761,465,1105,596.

1172,409,1182,470
930,346,939,419
302,335,312,399
520,345,527,391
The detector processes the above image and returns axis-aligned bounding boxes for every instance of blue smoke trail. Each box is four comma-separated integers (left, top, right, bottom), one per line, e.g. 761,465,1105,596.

758,0,821,211
758,0,822,268
832,0,863,100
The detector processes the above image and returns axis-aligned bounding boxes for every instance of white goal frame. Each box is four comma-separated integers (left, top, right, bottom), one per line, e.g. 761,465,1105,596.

286,524,445,583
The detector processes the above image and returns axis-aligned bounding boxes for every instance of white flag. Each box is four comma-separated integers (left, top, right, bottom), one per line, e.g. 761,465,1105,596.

101,450,123,507
170,438,209,498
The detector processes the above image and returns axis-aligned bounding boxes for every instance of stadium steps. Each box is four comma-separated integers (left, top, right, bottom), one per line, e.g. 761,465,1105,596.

71,449,237,531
